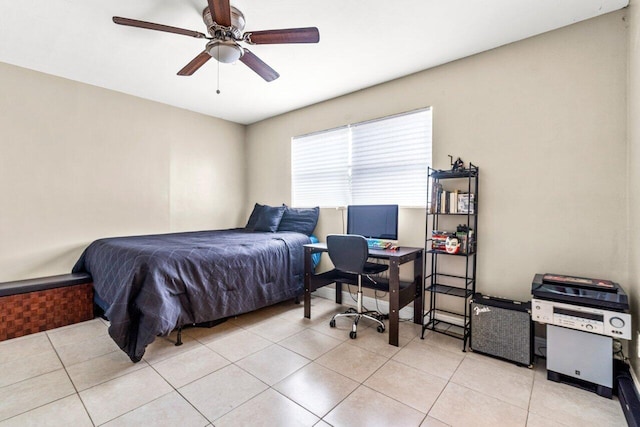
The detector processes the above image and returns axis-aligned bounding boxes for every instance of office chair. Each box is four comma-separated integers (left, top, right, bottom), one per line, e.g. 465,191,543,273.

327,234,389,339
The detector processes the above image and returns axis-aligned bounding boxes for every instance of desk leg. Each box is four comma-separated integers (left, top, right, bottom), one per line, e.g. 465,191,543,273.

388,259,400,346
304,248,312,319
335,282,342,304
413,251,424,325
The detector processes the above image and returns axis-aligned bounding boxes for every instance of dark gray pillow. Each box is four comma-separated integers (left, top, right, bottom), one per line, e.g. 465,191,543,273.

254,205,286,232
245,203,264,230
278,207,319,235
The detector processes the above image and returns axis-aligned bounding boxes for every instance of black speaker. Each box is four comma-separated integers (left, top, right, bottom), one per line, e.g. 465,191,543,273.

470,293,533,367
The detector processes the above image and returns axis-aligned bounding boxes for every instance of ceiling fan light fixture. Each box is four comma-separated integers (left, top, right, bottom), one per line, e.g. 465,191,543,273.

206,40,244,63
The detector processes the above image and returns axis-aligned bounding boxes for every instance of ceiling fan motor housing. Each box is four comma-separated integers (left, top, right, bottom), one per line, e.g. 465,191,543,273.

203,6,245,39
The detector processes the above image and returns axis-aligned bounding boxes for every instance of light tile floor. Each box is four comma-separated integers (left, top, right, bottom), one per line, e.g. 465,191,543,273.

0,296,627,426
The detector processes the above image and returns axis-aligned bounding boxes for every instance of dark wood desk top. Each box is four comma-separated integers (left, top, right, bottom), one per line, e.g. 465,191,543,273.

303,243,422,259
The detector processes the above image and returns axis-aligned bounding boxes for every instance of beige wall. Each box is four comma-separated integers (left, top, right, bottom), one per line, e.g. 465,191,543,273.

0,63,246,282
628,0,640,376
246,11,629,303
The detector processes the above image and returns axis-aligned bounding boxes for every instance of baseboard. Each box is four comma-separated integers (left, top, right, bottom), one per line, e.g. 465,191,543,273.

422,310,466,327
313,287,417,320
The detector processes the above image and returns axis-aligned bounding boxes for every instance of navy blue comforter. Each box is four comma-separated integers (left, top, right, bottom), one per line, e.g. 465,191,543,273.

72,229,310,362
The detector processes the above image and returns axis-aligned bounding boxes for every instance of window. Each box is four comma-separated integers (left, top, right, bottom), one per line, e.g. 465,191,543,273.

291,108,432,207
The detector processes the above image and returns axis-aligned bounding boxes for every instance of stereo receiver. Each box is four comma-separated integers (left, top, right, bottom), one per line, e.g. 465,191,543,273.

532,298,631,339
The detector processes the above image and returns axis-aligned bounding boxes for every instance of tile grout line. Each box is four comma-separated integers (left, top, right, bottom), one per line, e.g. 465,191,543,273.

452,353,535,419
45,330,98,427
427,339,467,427
142,362,211,426
294,332,427,424
121,332,238,425
208,314,368,425
525,356,539,425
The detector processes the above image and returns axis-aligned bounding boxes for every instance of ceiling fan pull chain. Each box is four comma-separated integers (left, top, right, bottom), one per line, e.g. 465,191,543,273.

216,44,221,94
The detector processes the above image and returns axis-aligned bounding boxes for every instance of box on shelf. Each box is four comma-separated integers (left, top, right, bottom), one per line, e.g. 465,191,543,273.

457,193,475,214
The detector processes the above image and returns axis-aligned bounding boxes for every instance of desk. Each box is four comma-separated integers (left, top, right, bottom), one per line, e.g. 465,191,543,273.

303,243,423,346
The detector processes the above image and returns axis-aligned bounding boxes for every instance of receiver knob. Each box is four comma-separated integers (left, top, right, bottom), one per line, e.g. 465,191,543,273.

586,324,593,330
610,317,625,328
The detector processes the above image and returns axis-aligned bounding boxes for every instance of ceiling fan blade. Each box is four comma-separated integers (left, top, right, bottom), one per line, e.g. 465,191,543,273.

113,16,207,39
239,50,279,82
247,27,320,44
208,0,232,27
177,51,212,76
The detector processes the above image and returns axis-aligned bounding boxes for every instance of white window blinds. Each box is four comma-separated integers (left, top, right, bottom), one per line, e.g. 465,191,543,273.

351,110,431,206
291,108,432,207
291,126,350,207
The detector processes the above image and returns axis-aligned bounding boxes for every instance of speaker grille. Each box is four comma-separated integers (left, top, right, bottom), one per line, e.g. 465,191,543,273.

470,297,532,366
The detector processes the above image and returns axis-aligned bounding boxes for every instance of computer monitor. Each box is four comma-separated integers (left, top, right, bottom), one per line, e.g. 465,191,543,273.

347,204,399,240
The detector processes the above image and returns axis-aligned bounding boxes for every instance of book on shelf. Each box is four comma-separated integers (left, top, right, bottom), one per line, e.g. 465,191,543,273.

450,190,458,214
435,188,453,214
430,182,442,214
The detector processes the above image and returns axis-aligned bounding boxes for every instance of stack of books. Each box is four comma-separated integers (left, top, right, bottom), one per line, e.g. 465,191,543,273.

429,183,475,214
431,230,453,251
432,228,475,254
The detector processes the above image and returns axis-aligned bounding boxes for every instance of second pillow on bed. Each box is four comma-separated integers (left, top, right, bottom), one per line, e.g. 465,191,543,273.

253,205,287,232
278,206,319,236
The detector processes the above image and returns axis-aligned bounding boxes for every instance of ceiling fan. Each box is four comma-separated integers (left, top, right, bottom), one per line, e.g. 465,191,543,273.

113,0,319,82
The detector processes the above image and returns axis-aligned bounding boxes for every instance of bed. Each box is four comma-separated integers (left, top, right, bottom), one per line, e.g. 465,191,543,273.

72,205,319,362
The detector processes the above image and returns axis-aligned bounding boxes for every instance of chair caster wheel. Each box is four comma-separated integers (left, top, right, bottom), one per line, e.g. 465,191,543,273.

329,319,336,328
377,325,385,333
349,331,357,339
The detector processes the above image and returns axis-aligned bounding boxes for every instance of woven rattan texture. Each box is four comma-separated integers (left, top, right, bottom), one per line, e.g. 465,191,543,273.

0,283,93,341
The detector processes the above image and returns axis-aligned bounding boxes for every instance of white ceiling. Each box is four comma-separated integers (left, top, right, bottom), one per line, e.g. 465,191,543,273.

0,0,628,125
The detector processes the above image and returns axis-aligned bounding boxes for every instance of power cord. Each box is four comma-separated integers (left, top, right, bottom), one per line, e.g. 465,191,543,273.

344,284,416,323
374,289,389,319
536,346,547,358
